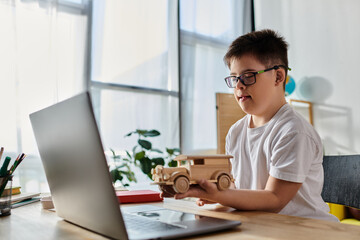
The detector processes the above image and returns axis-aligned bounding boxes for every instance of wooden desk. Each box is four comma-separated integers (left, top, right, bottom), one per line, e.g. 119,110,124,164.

0,198,359,240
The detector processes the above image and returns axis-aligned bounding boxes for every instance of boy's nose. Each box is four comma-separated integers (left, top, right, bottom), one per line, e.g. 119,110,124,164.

235,79,246,89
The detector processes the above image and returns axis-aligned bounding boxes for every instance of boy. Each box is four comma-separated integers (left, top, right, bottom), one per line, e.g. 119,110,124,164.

163,29,337,222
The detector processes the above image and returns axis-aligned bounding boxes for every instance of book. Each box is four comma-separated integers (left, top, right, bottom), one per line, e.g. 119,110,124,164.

0,192,40,204
12,197,41,208
116,190,163,204
2,186,21,196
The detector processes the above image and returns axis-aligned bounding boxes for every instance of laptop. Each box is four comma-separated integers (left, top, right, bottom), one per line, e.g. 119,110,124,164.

29,92,241,240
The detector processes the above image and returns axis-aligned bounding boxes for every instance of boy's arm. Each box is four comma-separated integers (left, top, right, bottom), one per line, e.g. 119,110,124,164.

195,182,236,206
174,176,301,213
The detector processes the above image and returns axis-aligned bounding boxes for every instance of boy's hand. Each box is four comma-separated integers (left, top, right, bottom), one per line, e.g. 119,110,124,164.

159,185,177,198
159,179,221,206
174,179,219,203
196,198,217,206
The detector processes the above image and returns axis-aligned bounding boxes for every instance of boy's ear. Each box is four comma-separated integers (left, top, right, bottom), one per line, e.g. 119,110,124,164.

275,69,285,85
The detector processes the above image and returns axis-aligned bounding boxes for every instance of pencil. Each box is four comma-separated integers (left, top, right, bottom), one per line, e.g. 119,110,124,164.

0,156,11,177
8,154,21,174
17,154,26,166
9,153,26,175
0,147,4,162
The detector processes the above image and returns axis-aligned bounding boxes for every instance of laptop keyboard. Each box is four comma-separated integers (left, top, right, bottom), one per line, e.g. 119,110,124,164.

123,213,184,233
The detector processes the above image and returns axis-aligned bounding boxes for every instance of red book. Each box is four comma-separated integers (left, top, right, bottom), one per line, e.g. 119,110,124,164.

116,190,163,204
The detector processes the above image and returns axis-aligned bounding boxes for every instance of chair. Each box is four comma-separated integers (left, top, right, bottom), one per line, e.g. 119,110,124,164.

216,93,246,154
322,155,360,225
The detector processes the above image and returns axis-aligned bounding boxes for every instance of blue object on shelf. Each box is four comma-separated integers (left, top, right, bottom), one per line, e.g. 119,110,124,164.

285,75,296,96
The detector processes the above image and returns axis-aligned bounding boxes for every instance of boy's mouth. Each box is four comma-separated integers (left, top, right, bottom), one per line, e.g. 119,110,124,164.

239,95,251,102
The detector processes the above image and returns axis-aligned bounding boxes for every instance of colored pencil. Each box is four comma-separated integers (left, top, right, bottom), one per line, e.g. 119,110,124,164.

0,147,4,162
9,153,26,175
8,154,21,175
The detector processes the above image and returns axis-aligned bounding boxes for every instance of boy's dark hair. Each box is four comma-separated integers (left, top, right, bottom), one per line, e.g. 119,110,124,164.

224,29,289,89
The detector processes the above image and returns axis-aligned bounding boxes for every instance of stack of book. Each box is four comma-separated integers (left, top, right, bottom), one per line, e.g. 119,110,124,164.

0,187,41,208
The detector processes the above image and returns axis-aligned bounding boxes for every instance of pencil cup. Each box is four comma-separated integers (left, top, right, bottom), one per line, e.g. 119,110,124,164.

0,175,13,216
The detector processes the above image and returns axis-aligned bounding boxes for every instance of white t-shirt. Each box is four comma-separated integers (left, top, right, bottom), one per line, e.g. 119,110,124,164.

226,103,338,222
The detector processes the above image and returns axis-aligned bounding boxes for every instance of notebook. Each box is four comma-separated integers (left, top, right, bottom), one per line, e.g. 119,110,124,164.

116,190,163,203
29,92,241,240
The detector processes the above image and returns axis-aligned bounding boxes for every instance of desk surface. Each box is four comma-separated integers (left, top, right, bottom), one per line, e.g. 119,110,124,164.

0,197,359,240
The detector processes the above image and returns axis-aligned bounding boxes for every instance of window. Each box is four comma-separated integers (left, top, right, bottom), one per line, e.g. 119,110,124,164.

90,0,179,187
0,0,90,192
179,0,253,153
193,159,205,165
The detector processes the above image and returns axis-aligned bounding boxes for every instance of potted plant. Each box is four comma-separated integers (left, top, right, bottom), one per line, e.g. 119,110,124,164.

109,129,179,187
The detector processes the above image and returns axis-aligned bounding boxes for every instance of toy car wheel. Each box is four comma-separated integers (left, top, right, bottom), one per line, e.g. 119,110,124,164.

217,174,231,191
173,176,190,193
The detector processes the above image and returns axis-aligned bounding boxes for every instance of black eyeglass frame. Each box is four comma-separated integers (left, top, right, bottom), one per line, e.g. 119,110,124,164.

224,65,291,88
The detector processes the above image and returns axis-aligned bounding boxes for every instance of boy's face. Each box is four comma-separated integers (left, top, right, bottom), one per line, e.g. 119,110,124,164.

229,54,284,117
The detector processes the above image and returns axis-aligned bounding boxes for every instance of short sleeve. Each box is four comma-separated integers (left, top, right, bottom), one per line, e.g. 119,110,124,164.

226,125,235,178
225,129,231,155
269,132,319,183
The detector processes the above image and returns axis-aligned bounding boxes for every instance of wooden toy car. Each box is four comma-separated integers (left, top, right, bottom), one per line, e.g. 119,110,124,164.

151,155,234,193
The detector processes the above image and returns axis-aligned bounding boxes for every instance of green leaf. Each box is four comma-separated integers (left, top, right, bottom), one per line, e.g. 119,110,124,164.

132,173,137,183
110,169,118,183
110,149,120,159
115,163,126,169
135,151,145,161
124,172,135,182
168,160,177,167
152,157,165,166
110,148,116,156
138,139,152,150
136,129,147,136
126,150,132,159
110,169,123,183
139,157,152,174
119,170,130,175
151,148,163,154
132,145,137,157
166,148,174,155
125,131,135,137
166,147,180,155
127,171,137,183
142,130,160,137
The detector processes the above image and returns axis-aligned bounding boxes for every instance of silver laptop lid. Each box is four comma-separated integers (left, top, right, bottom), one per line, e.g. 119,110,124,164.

30,92,128,240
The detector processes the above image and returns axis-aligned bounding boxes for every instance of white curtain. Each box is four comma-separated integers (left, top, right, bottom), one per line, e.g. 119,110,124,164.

0,0,90,192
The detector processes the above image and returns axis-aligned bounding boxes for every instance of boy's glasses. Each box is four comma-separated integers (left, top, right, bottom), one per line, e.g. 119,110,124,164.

224,65,291,88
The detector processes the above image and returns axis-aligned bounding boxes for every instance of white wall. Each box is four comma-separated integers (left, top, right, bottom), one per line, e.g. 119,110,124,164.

254,0,360,155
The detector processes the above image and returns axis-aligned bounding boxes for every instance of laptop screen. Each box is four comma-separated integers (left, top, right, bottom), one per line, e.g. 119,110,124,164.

30,92,129,239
